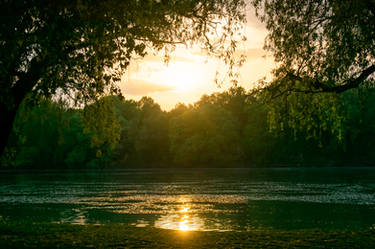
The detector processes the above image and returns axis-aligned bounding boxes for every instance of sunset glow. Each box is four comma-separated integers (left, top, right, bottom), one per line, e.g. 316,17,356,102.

2,1,373,247
148,60,213,93
121,11,275,110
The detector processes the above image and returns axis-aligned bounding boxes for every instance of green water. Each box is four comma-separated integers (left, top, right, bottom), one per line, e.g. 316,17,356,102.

0,168,374,231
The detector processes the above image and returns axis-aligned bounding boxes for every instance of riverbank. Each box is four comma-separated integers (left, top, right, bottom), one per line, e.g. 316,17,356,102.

0,223,374,248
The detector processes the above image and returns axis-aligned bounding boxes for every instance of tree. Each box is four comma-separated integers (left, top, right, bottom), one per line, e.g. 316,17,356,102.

252,0,375,96
130,97,170,166
169,94,243,166
82,96,121,161
0,0,246,157
8,99,69,168
4,98,95,168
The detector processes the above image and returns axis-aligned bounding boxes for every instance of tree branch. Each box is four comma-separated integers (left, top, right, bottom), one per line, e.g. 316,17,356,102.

281,65,375,95
314,65,375,93
11,57,42,106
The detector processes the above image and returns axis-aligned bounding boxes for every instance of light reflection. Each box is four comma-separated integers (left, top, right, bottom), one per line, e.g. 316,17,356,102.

179,219,190,231
154,198,204,231
60,209,88,225
180,206,189,213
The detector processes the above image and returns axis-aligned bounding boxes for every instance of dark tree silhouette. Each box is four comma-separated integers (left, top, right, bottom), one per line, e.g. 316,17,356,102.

252,0,375,96
0,0,246,156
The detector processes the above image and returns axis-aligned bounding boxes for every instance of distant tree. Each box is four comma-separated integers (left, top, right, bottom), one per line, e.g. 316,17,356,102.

82,96,121,162
5,98,95,168
170,95,243,166
0,0,247,157
7,89,375,168
252,0,375,95
9,99,68,167
131,97,169,166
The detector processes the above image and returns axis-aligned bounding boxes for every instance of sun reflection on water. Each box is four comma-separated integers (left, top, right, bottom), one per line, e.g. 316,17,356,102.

179,217,190,231
180,206,189,213
154,198,204,232
178,206,191,231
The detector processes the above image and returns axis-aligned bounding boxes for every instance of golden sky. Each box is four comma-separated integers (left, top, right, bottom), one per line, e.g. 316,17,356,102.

120,8,275,110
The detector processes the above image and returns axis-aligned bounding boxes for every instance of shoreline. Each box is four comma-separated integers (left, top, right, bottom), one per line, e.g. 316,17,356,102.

1,165,375,173
1,223,374,248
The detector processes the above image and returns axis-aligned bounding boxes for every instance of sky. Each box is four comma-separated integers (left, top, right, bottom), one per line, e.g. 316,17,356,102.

120,7,275,110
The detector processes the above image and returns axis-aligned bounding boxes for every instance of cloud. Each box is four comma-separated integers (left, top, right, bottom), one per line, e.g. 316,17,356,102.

121,79,174,96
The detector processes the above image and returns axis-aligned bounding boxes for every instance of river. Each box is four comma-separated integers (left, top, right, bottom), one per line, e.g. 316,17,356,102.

0,168,374,231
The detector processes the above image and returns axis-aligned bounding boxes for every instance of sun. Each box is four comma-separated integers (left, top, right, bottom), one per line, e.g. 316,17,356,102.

129,46,217,95
150,60,212,93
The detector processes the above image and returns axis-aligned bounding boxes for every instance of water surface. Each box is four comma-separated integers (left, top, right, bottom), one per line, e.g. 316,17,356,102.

0,168,374,231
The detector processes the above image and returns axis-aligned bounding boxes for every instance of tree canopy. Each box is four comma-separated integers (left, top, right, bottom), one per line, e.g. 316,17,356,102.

5,87,375,168
0,0,247,156
252,0,375,95
249,0,375,143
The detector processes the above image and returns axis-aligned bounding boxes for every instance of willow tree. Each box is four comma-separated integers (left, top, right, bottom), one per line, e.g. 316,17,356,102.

251,0,375,142
252,0,375,93
0,0,247,156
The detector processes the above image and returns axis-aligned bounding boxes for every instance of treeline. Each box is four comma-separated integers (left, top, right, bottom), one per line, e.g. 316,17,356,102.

2,86,375,168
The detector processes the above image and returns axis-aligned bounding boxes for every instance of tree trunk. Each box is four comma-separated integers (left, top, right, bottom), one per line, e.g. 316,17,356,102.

0,103,19,158
0,58,41,162
0,82,36,162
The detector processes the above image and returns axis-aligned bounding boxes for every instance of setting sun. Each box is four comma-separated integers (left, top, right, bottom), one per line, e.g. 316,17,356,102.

3,0,374,248
153,61,211,93
122,20,274,110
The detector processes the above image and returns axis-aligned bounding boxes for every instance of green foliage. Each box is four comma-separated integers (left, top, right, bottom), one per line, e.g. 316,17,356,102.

251,0,375,143
83,97,121,160
0,0,247,158
130,97,169,166
169,96,243,166
267,92,345,142
4,85,375,168
252,0,374,87
1,0,246,103
2,98,105,168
